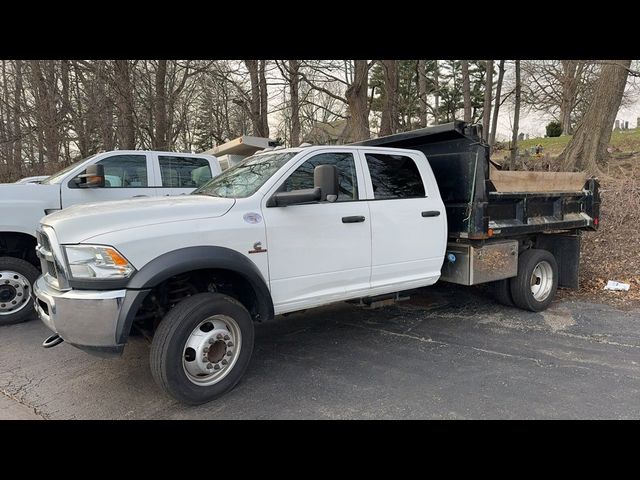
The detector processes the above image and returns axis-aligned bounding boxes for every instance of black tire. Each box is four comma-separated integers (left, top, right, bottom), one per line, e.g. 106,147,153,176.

0,256,40,326
509,249,558,312
491,278,515,307
150,292,255,405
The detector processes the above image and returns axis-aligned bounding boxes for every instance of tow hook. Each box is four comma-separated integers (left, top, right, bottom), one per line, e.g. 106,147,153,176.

42,333,64,349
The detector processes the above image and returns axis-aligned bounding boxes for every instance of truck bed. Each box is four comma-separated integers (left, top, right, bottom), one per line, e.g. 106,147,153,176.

354,121,600,241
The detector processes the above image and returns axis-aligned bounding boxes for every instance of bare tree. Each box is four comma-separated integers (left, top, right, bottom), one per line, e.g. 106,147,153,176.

510,60,521,170
490,60,505,146
558,60,632,173
461,60,472,122
521,60,596,135
482,60,493,141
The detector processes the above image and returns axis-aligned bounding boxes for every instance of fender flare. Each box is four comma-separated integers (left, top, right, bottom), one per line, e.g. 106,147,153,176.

116,246,274,344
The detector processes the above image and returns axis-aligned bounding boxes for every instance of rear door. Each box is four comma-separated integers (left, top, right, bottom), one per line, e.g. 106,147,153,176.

360,150,446,289
61,153,157,206
153,154,217,196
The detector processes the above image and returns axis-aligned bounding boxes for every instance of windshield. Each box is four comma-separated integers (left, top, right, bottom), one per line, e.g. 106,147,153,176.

40,154,98,185
193,151,297,198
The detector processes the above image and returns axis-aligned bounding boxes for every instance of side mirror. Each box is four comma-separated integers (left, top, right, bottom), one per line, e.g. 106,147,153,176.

267,188,321,207
75,164,105,188
314,164,339,202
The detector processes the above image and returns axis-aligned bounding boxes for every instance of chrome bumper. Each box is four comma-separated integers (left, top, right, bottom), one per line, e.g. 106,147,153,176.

33,276,126,348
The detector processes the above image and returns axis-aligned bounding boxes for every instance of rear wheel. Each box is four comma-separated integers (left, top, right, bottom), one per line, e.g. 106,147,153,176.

150,292,254,405
509,249,558,312
0,257,40,326
491,278,515,307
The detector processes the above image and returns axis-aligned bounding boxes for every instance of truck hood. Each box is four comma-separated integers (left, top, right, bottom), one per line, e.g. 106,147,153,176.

42,194,236,243
0,183,61,235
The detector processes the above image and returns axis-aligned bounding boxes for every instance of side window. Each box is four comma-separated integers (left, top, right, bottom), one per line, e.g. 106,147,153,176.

97,155,147,188
159,156,212,188
365,153,426,199
284,152,358,202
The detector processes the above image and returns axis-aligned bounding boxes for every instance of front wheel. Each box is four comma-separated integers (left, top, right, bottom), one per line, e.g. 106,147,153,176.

0,257,40,326
509,249,558,312
150,292,255,405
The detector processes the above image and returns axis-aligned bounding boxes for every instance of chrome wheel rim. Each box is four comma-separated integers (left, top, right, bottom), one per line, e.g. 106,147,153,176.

182,315,242,386
0,271,31,315
530,261,553,302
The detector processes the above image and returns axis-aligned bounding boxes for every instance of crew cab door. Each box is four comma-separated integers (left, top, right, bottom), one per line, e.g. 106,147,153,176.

261,149,371,313
61,153,157,206
360,150,447,289
152,153,220,196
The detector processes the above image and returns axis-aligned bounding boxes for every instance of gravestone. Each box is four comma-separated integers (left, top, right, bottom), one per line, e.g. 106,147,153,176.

518,132,525,141
615,120,620,130
637,117,640,128
625,121,629,130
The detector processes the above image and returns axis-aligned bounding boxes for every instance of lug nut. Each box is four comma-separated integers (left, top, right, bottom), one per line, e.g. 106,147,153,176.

227,342,233,347
221,359,228,365
226,351,232,357
216,334,223,340
214,364,221,370
208,338,215,344
206,363,213,369
224,335,230,341
203,347,209,353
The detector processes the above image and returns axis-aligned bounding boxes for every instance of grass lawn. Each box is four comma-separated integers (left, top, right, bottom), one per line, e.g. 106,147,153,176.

513,128,640,156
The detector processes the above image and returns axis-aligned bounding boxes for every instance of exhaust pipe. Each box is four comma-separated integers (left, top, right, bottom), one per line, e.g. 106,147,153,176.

42,333,64,349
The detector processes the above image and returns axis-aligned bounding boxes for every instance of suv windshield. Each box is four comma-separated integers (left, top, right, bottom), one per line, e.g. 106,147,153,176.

40,154,98,185
193,151,296,198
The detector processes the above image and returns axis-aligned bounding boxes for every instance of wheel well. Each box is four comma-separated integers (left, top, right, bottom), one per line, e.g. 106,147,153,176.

132,268,265,335
0,232,39,268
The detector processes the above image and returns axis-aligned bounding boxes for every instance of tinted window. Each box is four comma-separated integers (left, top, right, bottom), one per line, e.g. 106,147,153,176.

284,152,358,201
97,155,147,188
159,156,212,188
365,153,425,199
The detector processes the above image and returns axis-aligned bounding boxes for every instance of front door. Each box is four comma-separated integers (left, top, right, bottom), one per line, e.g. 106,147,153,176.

62,153,157,206
261,150,371,314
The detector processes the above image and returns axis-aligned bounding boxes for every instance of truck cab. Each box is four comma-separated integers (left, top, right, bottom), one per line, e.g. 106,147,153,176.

0,150,220,325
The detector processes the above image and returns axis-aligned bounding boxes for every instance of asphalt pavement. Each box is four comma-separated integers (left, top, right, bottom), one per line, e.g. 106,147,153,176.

1,284,639,419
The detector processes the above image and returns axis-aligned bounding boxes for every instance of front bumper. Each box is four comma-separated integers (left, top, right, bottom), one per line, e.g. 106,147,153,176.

33,276,126,352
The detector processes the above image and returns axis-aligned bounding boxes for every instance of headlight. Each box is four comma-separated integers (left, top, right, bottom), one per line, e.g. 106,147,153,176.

63,245,134,280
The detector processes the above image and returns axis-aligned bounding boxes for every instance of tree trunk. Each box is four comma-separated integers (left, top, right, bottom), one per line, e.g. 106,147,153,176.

345,60,370,142
114,60,136,149
558,60,631,173
461,60,472,122
259,60,269,138
490,60,505,147
379,60,399,136
418,59,428,128
154,60,168,150
558,60,584,136
288,60,300,146
482,60,494,141
510,60,521,169
12,60,23,177
433,60,439,125
245,60,262,136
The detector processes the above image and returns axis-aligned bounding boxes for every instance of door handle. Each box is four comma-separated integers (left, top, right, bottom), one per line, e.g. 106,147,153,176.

342,215,366,223
421,211,441,217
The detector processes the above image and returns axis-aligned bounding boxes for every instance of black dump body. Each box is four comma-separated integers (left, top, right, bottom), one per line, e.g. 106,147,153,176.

354,121,600,240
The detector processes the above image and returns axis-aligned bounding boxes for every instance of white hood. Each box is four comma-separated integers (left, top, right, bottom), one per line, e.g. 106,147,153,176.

42,194,235,243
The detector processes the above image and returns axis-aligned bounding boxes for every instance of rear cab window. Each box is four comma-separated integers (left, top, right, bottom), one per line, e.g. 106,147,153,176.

159,156,212,188
364,153,426,199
